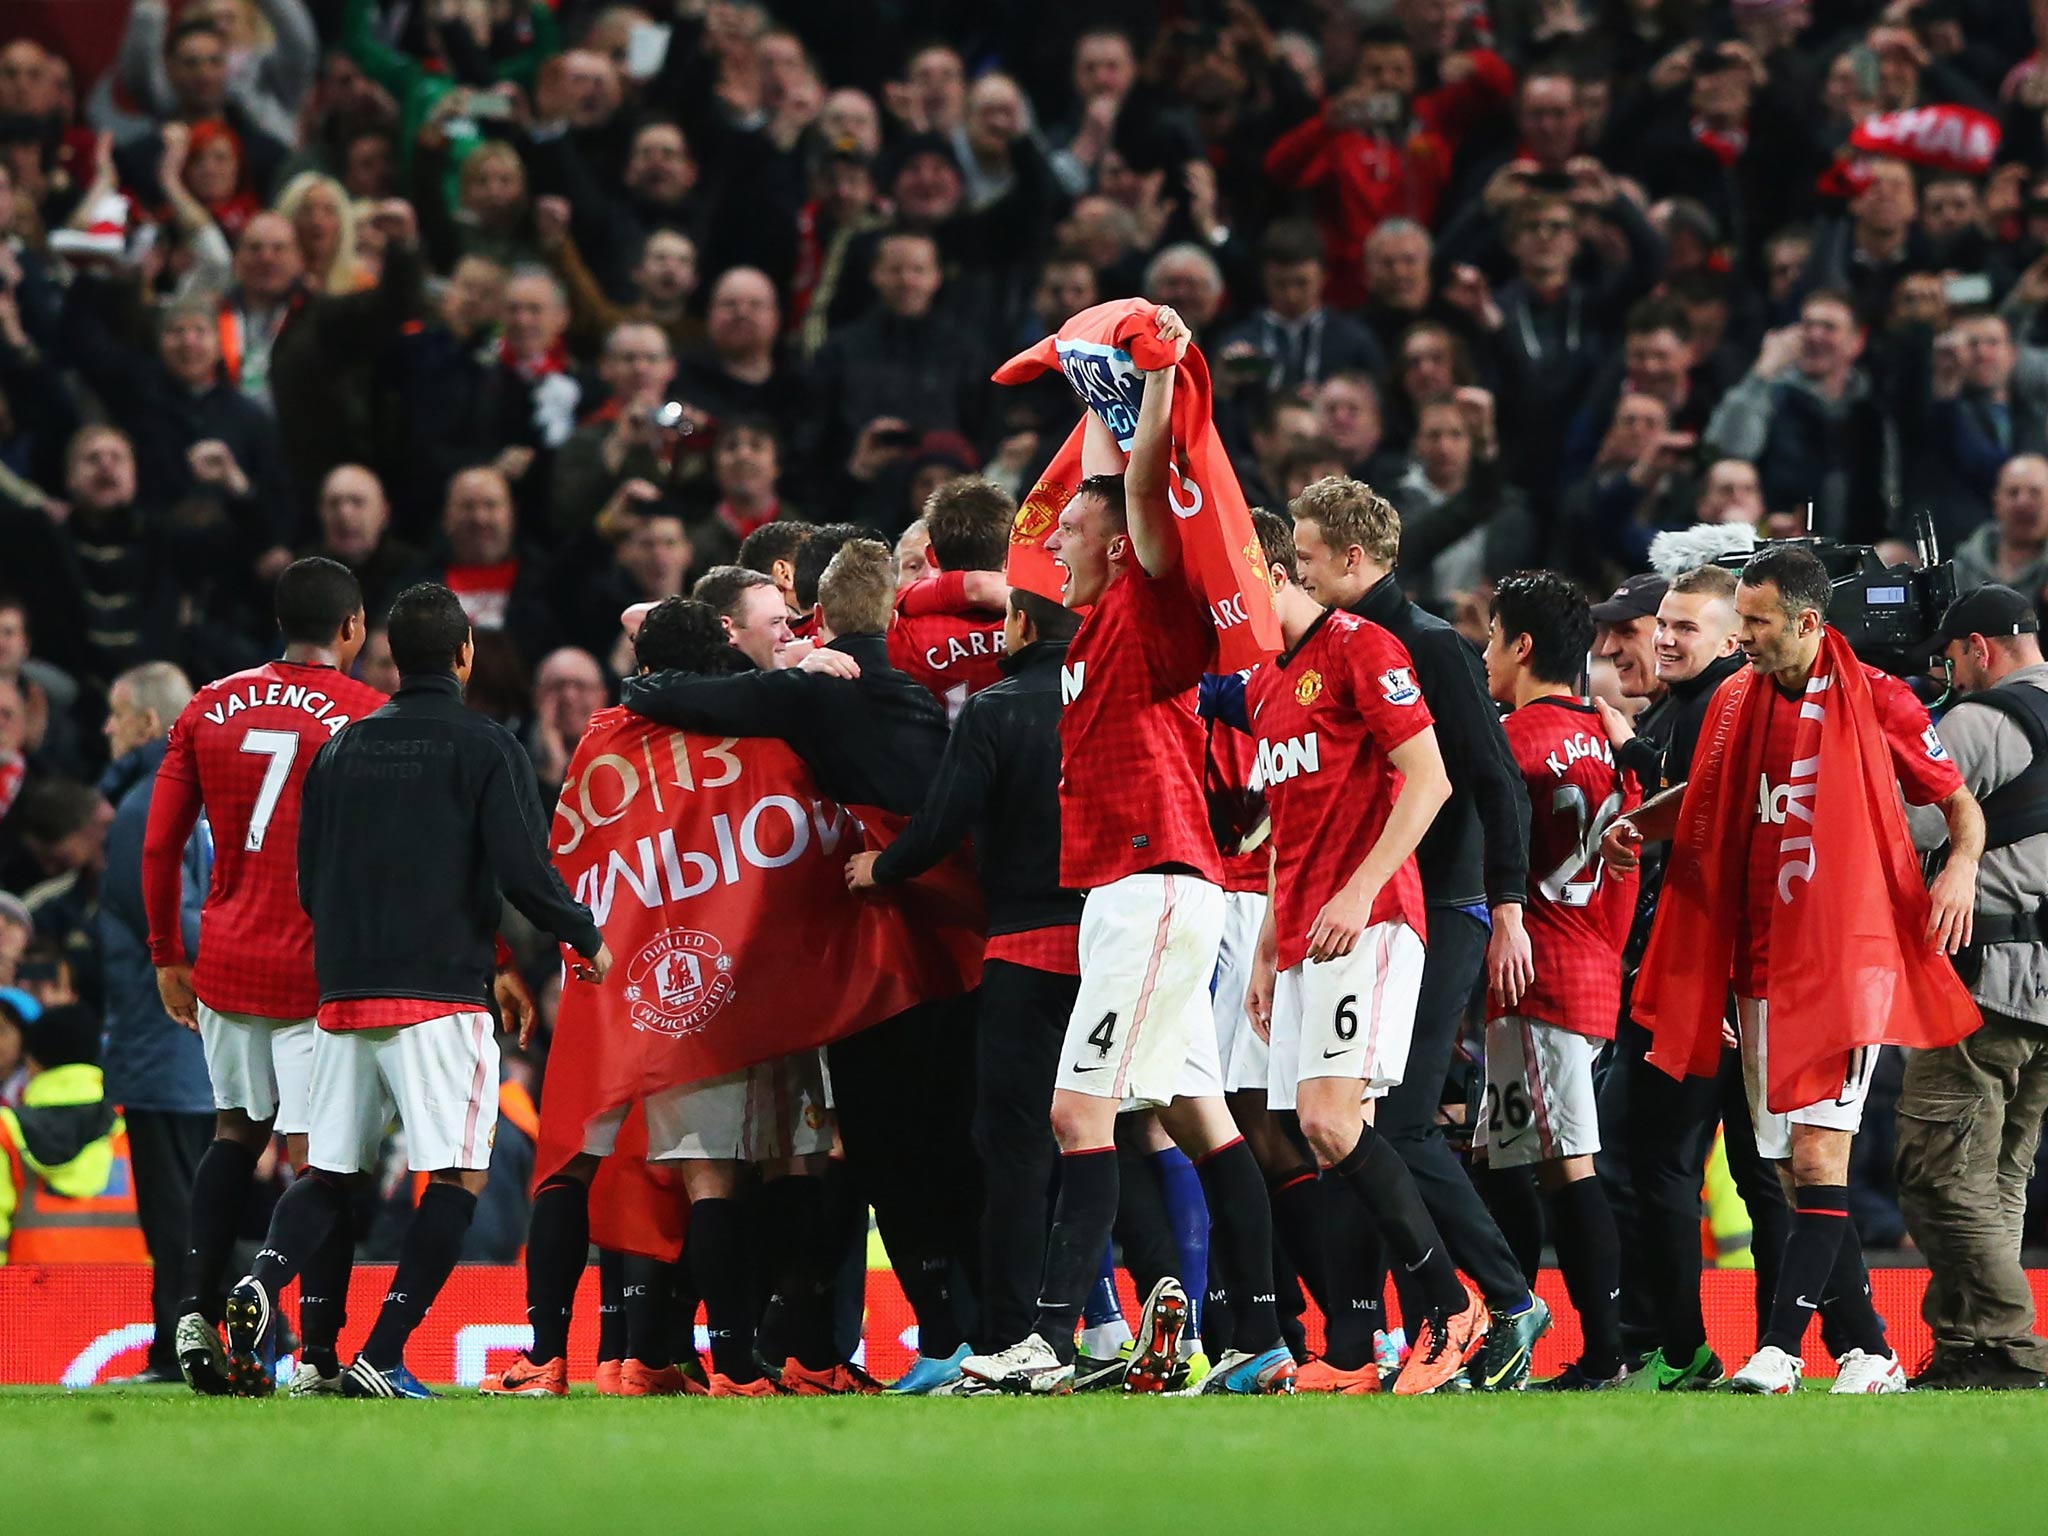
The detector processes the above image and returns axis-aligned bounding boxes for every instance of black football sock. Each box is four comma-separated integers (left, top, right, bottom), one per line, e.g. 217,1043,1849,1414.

1031,1148,1119,1364
687,1198,758,1381
1762,1184,1850,1355
596,1249,626,1363
1202,1282,1235,1356
622,1254,675,1370
296,1206,356,1375
247,1170,346,1301
1820,1210,1889,1357
1479,1164,1545,1288
1196,1139,1282,1356
1546,1174,1624,1377
756,1174,839,1370
180,1138,259,1323
1267,1166,1331,1315
1330,1123,1466,1317
359,1183,476,1371
523,1176,589,1365
1321,1174,1387,1371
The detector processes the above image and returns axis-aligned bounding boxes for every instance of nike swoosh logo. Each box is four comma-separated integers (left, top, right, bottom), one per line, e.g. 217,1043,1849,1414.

1496,1129,1530,1147
1071,1065,1104,1074
1321,1047,1354,1059
1795,1295,1815,1309
1403,1246,1436,1273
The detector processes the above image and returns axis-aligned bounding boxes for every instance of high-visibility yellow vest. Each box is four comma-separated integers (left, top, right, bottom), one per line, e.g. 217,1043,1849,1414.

0,1064,149,1265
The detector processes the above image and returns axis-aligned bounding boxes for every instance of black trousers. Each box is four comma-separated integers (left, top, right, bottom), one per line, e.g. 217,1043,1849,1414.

971,960,1077,1348
1378,907,1527,1310
1600,1019,1793,1357
124,1108,213,1370
827,992,983,1341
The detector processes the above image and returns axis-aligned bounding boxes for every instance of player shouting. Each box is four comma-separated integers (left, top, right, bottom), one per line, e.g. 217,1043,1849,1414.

960,306,1295,1396
1234,511,1488,1397
1480,572,1638,1389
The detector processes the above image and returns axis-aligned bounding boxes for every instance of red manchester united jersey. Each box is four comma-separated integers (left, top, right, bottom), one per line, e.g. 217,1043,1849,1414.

144,661,388,1018
1249,611,1432,973
1734,664,1960,997
1496,695,1640,1038
1058,566,1221,891
888,587,1006,721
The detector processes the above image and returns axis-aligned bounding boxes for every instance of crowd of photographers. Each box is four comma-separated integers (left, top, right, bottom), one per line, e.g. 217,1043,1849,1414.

3,0,2048,1307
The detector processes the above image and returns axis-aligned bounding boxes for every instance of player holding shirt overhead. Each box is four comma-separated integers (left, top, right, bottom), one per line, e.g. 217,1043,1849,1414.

1237,512,1487,1397
142,558,393,1397
960,306,1295,1397
1481,572,1640,1389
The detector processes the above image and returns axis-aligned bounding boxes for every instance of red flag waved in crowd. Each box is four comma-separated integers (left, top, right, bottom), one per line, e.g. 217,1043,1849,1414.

996,299,1282,673
534,706,979,1252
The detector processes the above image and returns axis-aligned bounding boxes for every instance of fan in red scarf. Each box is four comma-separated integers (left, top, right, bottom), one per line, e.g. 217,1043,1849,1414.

1605,545,1983,1398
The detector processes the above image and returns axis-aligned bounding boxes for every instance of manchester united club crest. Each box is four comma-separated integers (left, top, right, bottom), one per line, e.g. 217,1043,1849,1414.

1013,480,1070,545
623,928,736,1038
1242,538,1277,600
1294,669,1324,707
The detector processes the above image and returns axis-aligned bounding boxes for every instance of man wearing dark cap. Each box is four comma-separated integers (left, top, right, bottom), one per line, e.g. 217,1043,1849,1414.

1899,585,2048,1389
1590,573,1669,706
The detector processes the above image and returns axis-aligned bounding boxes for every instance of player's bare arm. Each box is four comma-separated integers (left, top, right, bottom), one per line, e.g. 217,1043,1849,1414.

1246,850,1279,1041
1486,904,1534,1008
155,964,199,1030
1600,781,1687,871
1307,727,1451,964
1122,305,1190,580
1926,785,1984,955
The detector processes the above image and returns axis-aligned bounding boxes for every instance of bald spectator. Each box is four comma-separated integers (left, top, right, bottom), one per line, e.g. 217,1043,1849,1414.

526,646,608,793
304,465,418,615
406,466,559,665
1953,456,2048,608
674,267,811,427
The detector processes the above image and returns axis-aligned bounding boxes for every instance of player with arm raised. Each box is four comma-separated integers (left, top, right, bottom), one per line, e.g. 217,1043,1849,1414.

142,558,400,1397
1480,571,1640,1389
960,306,1297,1397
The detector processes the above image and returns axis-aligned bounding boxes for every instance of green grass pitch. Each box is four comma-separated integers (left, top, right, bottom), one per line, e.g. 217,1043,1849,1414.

5,1385,2043,1535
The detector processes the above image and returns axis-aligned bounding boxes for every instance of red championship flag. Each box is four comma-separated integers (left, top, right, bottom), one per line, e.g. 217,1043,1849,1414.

997,298,1283,673
534,707,982,1256
1849,106,2000,176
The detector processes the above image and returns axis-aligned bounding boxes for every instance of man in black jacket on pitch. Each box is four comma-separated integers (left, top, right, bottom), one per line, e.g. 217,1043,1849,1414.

622,537,980,1387
224,582,608,1399
1588,563,1787,1390
1288,474,1545,1388
846,589,1080,1377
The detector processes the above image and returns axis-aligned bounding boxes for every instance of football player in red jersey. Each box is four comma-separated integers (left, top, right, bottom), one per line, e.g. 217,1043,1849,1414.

1233,512,1493,1397
1481,571,1641,1389
142,558,396,1396
887,479,1010,719
961,306,1296,1397
1605,545,1983,1396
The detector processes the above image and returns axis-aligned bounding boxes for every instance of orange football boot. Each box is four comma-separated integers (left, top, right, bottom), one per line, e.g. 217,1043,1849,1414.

1393,1280,1489,1396
593,1359,624,1396
778,1359,885,1396
478,1355,567,1397
620,1360,706,1396
708,1373,783,1397
1293,1357,1382,1395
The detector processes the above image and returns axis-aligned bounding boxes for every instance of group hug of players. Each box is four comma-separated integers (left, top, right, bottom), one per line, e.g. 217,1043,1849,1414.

146,305,1981,1399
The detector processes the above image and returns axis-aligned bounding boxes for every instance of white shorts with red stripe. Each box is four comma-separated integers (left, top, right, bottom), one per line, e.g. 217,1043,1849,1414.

1477,1015,1601,1168
580,1052,832,1163
1057,872,1226,1110
1213,890,1270,1094
1736,996,1879,1161
304,1012,499,1174
1266,921,1424,1112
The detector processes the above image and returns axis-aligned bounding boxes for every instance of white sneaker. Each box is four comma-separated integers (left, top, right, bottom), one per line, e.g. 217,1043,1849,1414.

289,1360,345,1397
959,1333,1074,1395
1729,1345,1804,1395
1829,1349,1907,1395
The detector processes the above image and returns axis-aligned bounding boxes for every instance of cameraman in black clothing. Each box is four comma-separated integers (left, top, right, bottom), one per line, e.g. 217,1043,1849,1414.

621,538,979,1385
847,588,1080,1365
1589,563,1788,1389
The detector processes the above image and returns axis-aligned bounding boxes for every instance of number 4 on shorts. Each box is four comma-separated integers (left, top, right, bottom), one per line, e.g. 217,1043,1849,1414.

1088,1012,1116,1058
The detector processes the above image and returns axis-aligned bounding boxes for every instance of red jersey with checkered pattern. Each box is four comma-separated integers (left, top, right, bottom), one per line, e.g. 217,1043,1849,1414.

1734,664,1960,998
143,661,388,1018
1493,695,1641,1039
1058,566,1221,891
888,586,1006,722
1248,611,1433,973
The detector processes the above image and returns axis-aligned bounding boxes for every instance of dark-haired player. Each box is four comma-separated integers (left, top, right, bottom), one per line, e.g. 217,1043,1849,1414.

1235,512,1488,1397
737,519,811,619
787,522,871,643
888,480,1011,718
143,557,392,1396
961,306,1295,1396
1481,571,1638,1389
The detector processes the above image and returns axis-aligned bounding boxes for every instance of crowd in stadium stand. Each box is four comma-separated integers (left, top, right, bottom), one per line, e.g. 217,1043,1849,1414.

4,0,2048,1295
